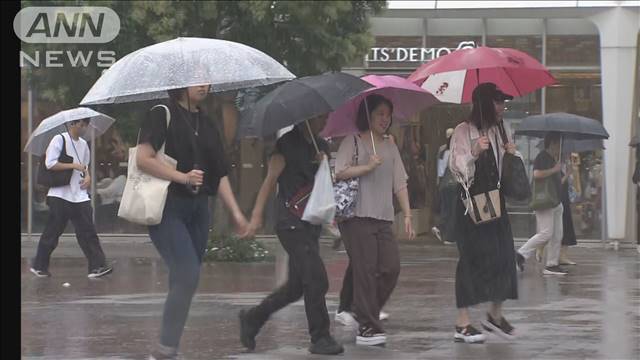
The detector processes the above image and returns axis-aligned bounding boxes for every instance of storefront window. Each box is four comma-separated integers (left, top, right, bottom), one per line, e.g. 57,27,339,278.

546,35,600,66
544,71,603,239
486,35,542,62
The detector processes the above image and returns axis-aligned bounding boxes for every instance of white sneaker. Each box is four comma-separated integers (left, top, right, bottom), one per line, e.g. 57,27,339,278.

335,311,357,327
431,226,442,242
379,311,389,321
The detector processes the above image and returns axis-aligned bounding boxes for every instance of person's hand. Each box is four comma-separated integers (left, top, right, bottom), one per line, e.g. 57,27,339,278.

74,163,87,172
552,162,562,174
473,136,490,156
184,169,204,186
243,216,262,239
315,153,327,163
233,212,250,238
504,142,517,155
367,154,383,170
404,216,416,240
80,174,91,190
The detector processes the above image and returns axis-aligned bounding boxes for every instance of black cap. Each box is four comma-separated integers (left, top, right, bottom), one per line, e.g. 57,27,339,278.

472,82,514,103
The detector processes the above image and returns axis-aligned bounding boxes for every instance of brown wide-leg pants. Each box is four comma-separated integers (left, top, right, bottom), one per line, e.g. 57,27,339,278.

339,217,400,332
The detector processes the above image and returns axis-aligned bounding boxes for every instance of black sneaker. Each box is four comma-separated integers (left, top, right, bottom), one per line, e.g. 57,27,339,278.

454,325,486,344
239,309,260,351
543,265,568,275
481,314,515,340
30,268,51,278
356,325,386,346
88,265,113,279
309,335,344,355
516,252,525,272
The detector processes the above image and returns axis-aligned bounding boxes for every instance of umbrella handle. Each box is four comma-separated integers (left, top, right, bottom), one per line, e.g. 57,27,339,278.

363,97,377,155
305,120,321,155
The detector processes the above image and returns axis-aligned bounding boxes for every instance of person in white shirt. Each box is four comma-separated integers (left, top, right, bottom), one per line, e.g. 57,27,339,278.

31,118,113,279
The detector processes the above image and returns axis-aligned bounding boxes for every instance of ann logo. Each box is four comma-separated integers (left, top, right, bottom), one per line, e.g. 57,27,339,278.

27,12,104,38
14,7,120,43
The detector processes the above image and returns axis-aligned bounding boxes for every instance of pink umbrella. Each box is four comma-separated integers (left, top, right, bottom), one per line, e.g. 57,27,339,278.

407,46,556,104
320,75,439,139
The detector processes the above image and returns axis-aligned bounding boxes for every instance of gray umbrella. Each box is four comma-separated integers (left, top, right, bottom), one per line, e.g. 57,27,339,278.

239,72,374,137
514,112,609,140
80,37,295,105
24,107,115,156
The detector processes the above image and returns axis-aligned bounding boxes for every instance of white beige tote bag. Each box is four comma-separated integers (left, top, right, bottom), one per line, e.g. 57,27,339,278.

118,105,177,225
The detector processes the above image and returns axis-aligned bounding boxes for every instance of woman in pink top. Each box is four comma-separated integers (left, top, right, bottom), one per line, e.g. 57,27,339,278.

334,94,415,347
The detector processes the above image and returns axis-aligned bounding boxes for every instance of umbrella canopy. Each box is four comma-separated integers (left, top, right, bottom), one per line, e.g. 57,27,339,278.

80,37,295,105
407,46,556,104
320,75,439,138
515,112,609,140
239,72,373,137
536,138,604,155
24,107,115,156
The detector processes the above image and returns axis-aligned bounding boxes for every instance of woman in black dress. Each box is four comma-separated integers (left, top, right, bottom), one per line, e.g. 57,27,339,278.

448,83,518,344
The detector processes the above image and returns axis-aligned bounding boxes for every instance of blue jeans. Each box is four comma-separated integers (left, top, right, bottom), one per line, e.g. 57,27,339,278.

148,192,210,349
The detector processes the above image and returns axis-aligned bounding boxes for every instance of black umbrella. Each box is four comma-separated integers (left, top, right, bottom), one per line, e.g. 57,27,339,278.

239,72,374,138
536,138,604,156
514,112,609,140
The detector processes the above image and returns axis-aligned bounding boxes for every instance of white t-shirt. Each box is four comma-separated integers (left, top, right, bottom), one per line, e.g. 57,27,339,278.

45,132,91,203
437,149,450,178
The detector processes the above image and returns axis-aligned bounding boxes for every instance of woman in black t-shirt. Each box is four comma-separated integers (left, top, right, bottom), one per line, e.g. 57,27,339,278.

137,85,249,359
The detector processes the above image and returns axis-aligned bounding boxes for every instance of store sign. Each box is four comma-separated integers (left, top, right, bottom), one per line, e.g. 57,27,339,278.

366,41,476,63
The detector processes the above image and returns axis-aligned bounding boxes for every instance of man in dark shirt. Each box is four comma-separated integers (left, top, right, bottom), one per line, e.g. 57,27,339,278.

237,115,344,355
517,133,568,275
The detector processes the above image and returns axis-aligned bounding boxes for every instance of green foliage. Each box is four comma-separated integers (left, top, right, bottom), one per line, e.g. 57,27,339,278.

20,0,385,143
204,232,272,263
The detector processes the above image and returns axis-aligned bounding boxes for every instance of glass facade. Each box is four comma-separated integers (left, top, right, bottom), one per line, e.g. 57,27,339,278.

20,20,606,240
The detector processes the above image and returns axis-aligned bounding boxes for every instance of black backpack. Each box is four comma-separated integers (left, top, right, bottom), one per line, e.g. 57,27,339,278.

37,134,74,188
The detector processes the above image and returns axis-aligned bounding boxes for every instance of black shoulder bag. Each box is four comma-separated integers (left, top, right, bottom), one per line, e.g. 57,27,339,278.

37,134,74,188
498,121,531,201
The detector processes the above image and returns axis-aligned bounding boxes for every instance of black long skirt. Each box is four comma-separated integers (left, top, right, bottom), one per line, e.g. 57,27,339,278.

451,147,518,309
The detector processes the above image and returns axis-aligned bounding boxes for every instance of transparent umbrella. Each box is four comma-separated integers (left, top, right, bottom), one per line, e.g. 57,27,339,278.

24,107,115,156
80,37,295,105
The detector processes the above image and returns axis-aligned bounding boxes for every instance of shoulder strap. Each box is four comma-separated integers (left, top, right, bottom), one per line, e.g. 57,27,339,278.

137,104,172,148
153,104,172,129
59,133,67,154
65,131,84,164
352,135,359,165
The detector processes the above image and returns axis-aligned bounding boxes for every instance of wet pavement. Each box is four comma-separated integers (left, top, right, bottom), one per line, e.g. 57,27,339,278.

21,237,640,359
